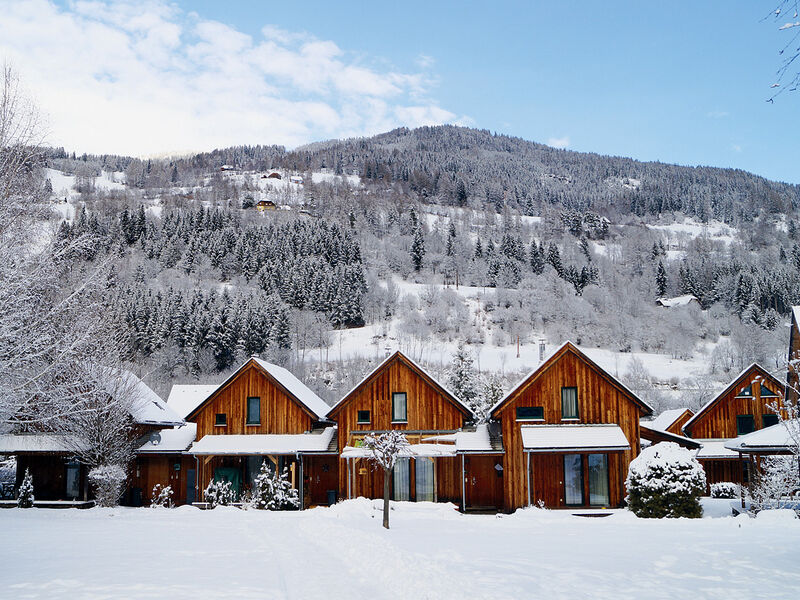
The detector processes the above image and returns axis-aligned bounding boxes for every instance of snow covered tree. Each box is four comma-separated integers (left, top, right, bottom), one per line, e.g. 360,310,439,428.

361,431,410,529
476,373,505,424
655,260,668,297
88,464,127,507
17,467,34,508
150,484,174,508
446,343,481,419
204,479,236,508
411,226,425,272
625,442,706,518
749,456,800,511
250,461,300,510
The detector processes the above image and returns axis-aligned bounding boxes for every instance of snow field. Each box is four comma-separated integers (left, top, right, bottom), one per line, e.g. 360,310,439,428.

1,499,798,600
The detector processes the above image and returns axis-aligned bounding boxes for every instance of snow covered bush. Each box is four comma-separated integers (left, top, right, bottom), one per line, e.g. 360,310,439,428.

625,442,706,518
17,468,34,508
204,479,236,508
250,461,299,510
150,484,174,508
710,482,738,499
88,464,127,507
749,455,800,513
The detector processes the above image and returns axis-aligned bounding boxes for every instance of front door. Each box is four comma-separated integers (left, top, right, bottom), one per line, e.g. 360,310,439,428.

563,453,610,507
465,456,503,510
186,469,196,505
65,461,80,499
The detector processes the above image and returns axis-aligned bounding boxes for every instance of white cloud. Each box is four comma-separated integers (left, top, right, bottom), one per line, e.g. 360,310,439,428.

731,144,743,153
0,0,466,155
707,110,730,119
547,136,570,149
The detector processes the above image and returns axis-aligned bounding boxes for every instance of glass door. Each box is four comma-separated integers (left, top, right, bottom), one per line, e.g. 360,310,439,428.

587,454,609,506
415,458,434,502
392,458,410,501
563,454,584,505
65,461,80,499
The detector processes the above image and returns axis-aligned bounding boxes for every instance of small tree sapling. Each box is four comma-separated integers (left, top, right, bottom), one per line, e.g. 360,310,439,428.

17,467,34,508
361,431,410,529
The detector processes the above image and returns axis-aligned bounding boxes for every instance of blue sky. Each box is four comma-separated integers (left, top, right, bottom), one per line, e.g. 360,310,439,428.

2,1,797,183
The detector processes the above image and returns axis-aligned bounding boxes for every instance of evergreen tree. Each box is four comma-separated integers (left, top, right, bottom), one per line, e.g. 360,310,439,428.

17,468,34,508
411,227,425,272
446,343,481,416
656,261,668,297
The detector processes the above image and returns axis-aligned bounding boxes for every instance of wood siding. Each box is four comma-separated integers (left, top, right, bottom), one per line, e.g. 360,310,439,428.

191,362,315,439
665,409,694,435
493,344,645,511
330,353,470,501
129,455,195,506
683,365,784,439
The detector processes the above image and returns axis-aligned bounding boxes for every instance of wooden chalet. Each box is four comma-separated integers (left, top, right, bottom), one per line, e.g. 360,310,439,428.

490,342,652,511
185,357,338,509
255,199,276,211
329,351,504,511
0,371,185,506
682,363,785,487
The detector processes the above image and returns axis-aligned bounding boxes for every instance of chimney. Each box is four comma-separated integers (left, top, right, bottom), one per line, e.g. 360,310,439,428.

539,339,546,362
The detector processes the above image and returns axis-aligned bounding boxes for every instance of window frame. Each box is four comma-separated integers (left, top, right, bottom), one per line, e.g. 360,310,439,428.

391,392,408,423
561,386,579,420
736,414,755,435
246,396,261,426
214,413,227,427
762,413,780,428
516,406,545,421
356,409,371,424
758,383,779,398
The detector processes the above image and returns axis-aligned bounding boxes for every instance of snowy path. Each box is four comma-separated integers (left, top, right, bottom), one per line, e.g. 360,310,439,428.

1,500,799,599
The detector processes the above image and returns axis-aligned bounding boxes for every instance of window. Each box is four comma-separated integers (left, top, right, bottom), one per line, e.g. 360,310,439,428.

392,392,407,422
736,414,755,435
563,454,584,505
415,458,435,502
215,413,227,427
516,406,544,421
392,458,411,500
357,410,371,424
762,413,780,428
246,397,260,425
759,383,779,398
561,387,579,420
736,384,753,398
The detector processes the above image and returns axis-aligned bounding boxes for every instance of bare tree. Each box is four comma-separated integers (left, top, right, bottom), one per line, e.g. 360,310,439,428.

361,431,410,529
766,1,800,101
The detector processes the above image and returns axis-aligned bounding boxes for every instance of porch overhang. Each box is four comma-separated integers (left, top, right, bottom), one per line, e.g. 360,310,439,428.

190,427,337,456
521,424,631,453
695,439,740,460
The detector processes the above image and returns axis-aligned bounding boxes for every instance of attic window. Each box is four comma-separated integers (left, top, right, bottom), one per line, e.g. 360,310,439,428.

357,410,371,424
392,393,407,423
759,384,779,398
736,384,753,398
561,387,579,420
215,413,227,427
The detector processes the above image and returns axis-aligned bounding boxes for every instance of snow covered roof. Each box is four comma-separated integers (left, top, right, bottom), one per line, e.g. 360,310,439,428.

792,306,800,329
166,384,218,419
520,424,631,453
120,371,184,426
490,341,652,417
328,351,473,418
682,363,783,434
0,434,79,453
341,442,457,459
724,421,798,454
190,426,337,455
695,439,740,460
656,295,699,308
422,423,504,453
645,408,690,432
136,424,197,454
252,358,331,420
639,423,701,449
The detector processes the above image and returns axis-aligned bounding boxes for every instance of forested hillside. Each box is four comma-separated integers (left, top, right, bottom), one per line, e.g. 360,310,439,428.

39,126,800,408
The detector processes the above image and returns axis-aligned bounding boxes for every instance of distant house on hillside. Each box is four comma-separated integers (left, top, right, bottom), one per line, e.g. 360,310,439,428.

290,175,303,184
656,295,700,308
256,200,277,211
266,172,282,179
220,165,235,172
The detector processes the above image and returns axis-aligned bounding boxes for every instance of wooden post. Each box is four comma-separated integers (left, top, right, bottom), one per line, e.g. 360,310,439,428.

347,458,351,500
460,454,466,512
739,452,745,511
526,452,532,507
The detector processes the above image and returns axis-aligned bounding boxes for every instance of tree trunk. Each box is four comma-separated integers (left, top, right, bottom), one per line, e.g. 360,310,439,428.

383,467,390,529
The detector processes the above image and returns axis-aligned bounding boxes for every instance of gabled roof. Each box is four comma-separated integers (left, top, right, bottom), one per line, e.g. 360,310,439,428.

327,351,473,419
119,370,184,427
682,363,784,434
640,423,702,450
490,341,652,418
185,357,331,422
645,408,693,433
136,423,197,454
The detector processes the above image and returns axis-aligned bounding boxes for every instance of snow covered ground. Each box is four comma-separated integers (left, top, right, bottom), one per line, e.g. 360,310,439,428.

647,218,738,245
1,500,797,599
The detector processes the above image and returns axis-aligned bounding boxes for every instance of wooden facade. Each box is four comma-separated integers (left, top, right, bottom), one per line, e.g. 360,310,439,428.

328,352,475,506
664,409,694,435
682,364,784,440
129,454,196,506
787,308,800,403
186,358,337,508
491,342,651,511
